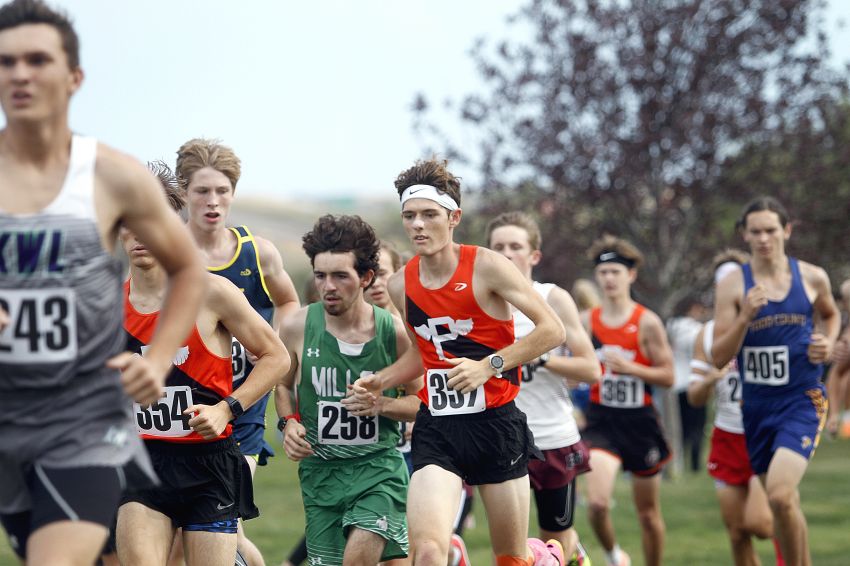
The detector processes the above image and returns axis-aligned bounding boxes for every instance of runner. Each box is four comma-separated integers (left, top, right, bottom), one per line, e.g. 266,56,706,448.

116,163,288,566
367,241,403,318
351,158,567,566
487,211,600,566
0,2,206,563
688,250,781,566
176,137,300,566
712,197,839,566
278,214,418,566
580,235,674,566
826,278,850,438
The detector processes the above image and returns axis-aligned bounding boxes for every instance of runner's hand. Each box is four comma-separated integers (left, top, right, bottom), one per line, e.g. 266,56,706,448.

107,352,167,406
603,351,634,375
807,333,832,364
741,284,768,320
349,374,383,402
342,383,380,416
446,357,492,393
184,402,231,440
283,420,314,461
831,337,850,366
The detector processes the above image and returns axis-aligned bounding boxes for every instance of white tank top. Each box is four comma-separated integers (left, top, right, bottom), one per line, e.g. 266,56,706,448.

689,320,744,434
512,281,581,450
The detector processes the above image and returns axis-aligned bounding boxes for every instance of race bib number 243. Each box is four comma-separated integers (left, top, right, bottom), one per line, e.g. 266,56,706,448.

0,288,77,363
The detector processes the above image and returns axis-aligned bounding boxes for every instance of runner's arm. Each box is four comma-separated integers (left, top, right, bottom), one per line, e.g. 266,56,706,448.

275,307,308,418
686,326,719,407
631,310,675,386
712,269,761,368
256,236,301,332
806,263,840,363
541,286,601,384
100,148,206,404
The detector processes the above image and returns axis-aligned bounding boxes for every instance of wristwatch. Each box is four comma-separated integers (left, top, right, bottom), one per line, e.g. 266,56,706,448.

488,354,505,378
277,414,300,432
538,352,551,367
224,396,244,420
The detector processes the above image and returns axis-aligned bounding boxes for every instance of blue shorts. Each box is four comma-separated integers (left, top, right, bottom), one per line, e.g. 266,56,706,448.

233,423,275,466
742,384,827,474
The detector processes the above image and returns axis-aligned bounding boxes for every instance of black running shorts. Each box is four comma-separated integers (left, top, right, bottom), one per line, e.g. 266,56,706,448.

583,404,671,476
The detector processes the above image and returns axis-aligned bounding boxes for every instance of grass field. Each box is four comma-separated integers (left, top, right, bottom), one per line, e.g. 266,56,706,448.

2,413,849,566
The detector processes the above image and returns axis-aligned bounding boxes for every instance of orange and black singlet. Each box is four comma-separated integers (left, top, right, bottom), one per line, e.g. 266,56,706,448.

405,245,518,414
589,304,654,408
124,280,233,442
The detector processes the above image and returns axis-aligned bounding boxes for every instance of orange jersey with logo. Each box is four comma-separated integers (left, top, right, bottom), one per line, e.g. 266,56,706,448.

589,304,654,408
405,245,519,410
124,281,233,442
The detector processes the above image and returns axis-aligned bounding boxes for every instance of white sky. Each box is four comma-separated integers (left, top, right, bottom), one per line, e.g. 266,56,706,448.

6,1,849,199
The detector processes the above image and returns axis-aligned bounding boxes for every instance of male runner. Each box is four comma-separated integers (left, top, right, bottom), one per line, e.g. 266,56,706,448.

352,158,566,566
688,250,779,566
712,197,839,566
176,137,300,566
486,211,600,566
826,278,850,438
116,163,288,566
0,2,206,564
278,214,417,566
580,235,674,566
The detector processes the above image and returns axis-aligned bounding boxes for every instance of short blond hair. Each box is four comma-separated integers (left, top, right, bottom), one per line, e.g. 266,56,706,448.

176,138,241,192
486,211,542,251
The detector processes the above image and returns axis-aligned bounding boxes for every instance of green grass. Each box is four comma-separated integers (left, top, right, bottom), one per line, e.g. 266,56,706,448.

3,415,849,566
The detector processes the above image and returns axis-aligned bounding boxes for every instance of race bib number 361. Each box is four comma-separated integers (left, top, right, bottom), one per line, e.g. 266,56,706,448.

426,369,485,416
600,374,645,408
743,346,789,386
0,288,77,363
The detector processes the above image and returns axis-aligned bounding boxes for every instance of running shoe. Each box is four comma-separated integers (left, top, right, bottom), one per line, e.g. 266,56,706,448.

449,534,471,566
528,538,564,566
567,540,592,566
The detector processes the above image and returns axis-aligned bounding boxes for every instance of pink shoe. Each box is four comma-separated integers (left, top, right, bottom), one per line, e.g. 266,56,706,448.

528,538,564,566
450,534,470,566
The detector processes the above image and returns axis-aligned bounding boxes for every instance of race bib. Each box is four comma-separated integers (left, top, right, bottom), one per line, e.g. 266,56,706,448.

318,401,378,445
134,386,194,437
742,346,789,386
0,288,77,363
600,374,645,408
426,368,485,416
231,337,247,382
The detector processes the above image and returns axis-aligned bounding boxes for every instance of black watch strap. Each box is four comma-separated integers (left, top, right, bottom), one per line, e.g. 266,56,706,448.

224,395,244,420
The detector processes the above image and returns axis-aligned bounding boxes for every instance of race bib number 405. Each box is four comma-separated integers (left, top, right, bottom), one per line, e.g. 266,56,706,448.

426,369,485,416
134,386,194,437
318,401,378,445
0,288,77,363
742,346,789,386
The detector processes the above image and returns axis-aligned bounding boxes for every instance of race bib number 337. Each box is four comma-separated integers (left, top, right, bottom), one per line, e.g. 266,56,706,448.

742,346,789,386
0,288,77,363
426,368,485,416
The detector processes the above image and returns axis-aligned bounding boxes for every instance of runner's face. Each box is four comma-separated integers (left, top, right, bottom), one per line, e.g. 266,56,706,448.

401,199,460,256
185,167,234,234
742,210,790,259
313,251,371,316
488,225,540,280
119,226,157,270
366,249,396,309
0,24,82,122
594,262,635,299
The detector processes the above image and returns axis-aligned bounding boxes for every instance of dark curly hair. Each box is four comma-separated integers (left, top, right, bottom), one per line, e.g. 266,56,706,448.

394,157,461,207
302,215,380,287
146,160,185,213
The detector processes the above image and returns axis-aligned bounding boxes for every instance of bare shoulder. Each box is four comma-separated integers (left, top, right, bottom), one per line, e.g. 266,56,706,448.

282,305,310,339
388,268,406,294
206,272,241,302
253,234,284,267
547,285,576,309
638,306,665,335
798,260,830,288
94,143,150,194
474,246,523,287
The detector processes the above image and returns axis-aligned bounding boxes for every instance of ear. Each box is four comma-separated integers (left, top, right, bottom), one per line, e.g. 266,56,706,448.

529,249,542,267
68,67,84,95
361,269,375,289
628,268,638,284
448,208,462,228
783,222,793,240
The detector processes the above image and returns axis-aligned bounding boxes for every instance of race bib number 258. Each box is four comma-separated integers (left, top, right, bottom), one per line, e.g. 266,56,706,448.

0,288,77,363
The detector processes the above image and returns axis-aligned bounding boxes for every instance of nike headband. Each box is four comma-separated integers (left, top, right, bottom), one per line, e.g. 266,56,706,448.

594,250,636,268
400,184,459,212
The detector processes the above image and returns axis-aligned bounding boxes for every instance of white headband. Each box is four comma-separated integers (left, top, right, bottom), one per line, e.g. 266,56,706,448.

400,184,459,211
714,261,740,284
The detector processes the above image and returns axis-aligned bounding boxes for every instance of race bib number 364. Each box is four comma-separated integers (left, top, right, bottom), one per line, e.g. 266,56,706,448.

743,346,789,386
0,288,77,363
426,369,485,416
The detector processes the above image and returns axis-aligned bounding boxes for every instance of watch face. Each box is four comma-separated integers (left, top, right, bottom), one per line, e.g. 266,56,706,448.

491,354,504,369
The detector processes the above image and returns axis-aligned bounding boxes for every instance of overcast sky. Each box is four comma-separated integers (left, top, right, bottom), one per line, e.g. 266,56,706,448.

7,1,849,199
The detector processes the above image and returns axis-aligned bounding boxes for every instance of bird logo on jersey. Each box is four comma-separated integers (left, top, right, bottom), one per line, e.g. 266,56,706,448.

240,268,252,276
414,316,474,360
141,344,189,366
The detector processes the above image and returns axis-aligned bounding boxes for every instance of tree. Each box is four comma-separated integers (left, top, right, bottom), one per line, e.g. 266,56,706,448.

414,0,848,313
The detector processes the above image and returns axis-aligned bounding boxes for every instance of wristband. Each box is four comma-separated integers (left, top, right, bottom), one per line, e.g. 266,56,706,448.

277,414,300,432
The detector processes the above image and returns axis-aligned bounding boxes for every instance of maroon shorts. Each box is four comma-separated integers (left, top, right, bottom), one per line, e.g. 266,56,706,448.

707,427,754,487
527,441,592,491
